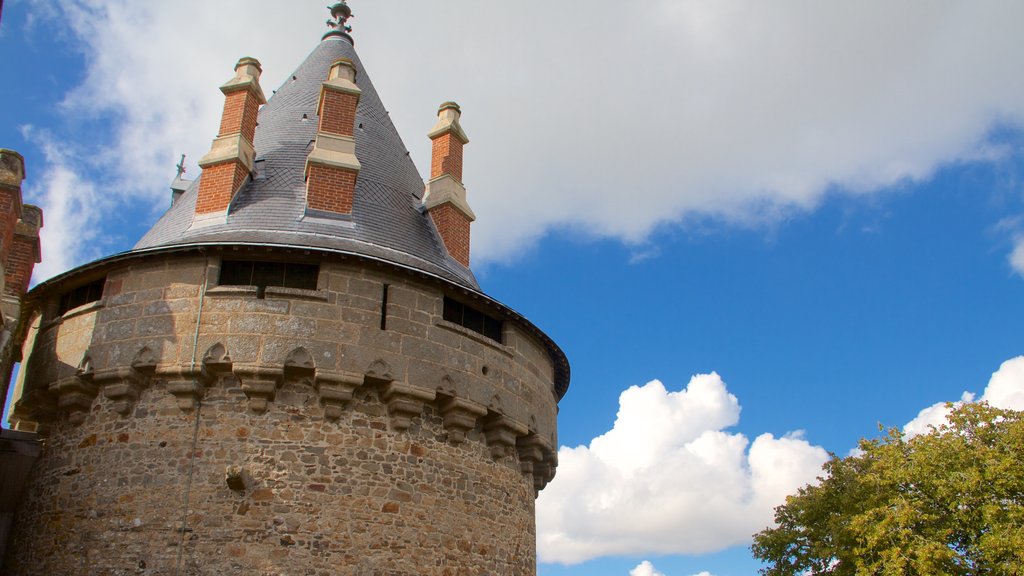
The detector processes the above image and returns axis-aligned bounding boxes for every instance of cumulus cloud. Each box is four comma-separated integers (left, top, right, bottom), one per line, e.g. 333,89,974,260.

630,565,715,576
904,356,1024,436
17,1,1024,277
630,561,666,576
537,374,829,565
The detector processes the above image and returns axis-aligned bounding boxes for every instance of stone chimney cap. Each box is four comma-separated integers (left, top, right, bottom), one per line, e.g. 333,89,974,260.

235,57,263,73
220,57,267,104
428,102,469,144
0,149,27,186
19,205,43,230
438,102,461,114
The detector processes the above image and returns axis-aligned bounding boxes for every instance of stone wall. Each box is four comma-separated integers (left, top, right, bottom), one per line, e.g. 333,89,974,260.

4,250,561,575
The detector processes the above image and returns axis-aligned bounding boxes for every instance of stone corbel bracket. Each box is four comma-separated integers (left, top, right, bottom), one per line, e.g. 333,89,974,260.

381,382,436,432
97,368,151,416
162,343,233,412
161,369,211,412
97,347,159,416
483,414,528,460
50,355,99,426
49,375,98,427
516,434,553,493
315,370,363,420
236,366,285,414
10,387,57,436
439,396,487,445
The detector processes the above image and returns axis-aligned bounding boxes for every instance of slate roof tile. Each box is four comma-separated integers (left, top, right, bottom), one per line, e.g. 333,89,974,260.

133,35,478,290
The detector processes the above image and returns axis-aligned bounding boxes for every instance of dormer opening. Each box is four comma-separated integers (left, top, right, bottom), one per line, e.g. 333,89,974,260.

219,260,319,297
443,296,503,343
58,278,105,316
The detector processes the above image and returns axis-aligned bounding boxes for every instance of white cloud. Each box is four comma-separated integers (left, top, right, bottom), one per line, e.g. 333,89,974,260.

630,561,666,576
537,375,828,565
1010,238,1024,277
904,356,1024,436
19,127,107,281
17,1,1024,277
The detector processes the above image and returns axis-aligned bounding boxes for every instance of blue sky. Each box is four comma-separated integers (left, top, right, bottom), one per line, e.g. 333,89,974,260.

3,2,1024,575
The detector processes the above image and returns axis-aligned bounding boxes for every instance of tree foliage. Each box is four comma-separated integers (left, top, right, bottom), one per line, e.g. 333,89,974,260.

752,403,1024,575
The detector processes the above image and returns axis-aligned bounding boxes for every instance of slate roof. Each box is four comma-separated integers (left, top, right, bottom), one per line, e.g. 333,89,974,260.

134,34,480,291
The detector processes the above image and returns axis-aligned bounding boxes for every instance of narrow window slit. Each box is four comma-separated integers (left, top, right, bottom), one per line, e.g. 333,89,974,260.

380,284,390,330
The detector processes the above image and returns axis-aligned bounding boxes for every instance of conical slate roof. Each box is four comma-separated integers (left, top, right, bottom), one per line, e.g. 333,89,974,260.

134,34,479,290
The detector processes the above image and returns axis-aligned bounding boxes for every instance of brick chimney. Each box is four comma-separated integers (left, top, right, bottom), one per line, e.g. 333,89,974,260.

3,205,42,300
305,58,362,218
195,57,267,223
0,149,42,304
423,102,475,267
0,150,27,278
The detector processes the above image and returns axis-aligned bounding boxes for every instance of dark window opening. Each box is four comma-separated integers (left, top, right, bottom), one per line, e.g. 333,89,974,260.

380,284,390,330
220,260,319,297
59,278,105,315
443,297,503,343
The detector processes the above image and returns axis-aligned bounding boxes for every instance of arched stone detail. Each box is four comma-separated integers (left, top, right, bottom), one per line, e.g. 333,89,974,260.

365,358,395,383
435,374,457,398
284,347,316,379
77,354,94,378
202,343,233,374
487,393,504,413
131,346,158,373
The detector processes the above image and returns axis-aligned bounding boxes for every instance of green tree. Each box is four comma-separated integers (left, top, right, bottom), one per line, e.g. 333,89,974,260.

752,403,1024,575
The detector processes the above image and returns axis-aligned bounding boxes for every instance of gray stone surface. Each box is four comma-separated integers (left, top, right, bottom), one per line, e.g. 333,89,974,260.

6,253,560,575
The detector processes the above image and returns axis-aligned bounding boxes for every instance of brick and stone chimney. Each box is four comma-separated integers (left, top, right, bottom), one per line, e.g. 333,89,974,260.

0,149,42,311
195,57,267,223
3,205,42,301
304,58,362,218
423,102,475,267
0,150,27,283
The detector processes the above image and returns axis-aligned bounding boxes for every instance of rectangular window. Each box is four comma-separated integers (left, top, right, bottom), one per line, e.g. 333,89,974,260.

58,278,105,315
220,260,319,292
443,297,503,343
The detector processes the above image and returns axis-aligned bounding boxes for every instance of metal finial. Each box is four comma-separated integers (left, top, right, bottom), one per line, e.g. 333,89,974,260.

327,2,354,34
175,154,187,179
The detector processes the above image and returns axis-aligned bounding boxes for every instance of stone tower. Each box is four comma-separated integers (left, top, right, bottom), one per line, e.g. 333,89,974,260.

2,5,568,575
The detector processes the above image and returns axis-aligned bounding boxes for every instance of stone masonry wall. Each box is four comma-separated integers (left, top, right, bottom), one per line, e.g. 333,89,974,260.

4,252,560,575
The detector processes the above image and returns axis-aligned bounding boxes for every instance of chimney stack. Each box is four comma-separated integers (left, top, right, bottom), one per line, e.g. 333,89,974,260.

0,149,42,303
305,58,362,218
194,57,267,223
0,150,27,278
3,205,42,300
423,102,475,268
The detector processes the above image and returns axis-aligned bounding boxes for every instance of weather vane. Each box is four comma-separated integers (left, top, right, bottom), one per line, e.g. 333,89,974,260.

327,2,354,34
175,154,187,179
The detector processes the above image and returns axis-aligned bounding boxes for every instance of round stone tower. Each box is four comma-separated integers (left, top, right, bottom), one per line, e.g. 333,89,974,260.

3,6,568,575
